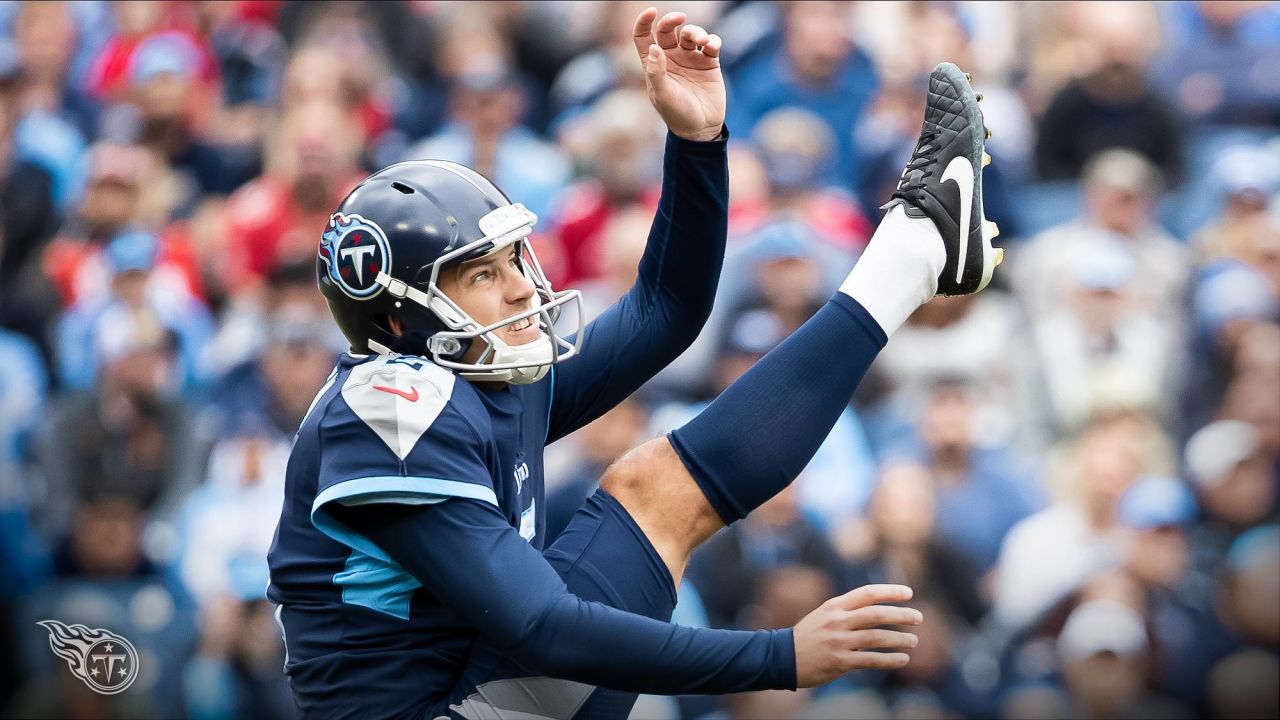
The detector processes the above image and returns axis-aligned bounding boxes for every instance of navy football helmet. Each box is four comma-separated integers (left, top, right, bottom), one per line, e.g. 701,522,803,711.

317,160,582,384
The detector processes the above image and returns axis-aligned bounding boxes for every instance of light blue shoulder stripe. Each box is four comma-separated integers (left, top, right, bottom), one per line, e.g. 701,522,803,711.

311,475,499,561
310,475,499,620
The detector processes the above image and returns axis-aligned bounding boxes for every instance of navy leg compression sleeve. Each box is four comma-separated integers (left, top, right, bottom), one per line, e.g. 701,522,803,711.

668,293,887,524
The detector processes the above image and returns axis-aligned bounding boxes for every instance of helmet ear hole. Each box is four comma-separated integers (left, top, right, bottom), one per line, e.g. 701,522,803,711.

373,313,399,336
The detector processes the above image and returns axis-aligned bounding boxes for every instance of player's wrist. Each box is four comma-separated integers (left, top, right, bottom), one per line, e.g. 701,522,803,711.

671,124,728,143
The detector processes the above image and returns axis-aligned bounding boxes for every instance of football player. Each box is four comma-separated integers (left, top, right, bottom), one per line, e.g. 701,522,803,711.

268,7,1000,719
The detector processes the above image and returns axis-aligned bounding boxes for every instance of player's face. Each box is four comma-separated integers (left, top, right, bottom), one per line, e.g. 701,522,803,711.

438,245,541,364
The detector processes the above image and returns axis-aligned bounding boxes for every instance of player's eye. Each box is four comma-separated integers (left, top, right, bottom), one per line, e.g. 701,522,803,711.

471,269,493,284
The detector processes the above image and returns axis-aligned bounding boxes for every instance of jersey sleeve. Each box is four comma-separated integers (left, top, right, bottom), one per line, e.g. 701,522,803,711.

333,498,798,695
546,132,728,442
312,357,497,559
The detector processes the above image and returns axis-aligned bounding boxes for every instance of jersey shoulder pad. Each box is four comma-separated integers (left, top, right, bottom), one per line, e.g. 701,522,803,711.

338,355,476,460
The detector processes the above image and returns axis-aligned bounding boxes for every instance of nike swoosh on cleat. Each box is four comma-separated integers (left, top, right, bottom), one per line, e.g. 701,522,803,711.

373,385,420,402
941,155,974,286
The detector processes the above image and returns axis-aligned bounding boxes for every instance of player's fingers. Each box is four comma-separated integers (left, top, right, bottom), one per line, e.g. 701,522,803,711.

847,629,919,651
702,33,722,59
654,11,686,49
842,651,912,672
679,24,707,51
832,584,913,611
844,604,924,629
631,7,659,62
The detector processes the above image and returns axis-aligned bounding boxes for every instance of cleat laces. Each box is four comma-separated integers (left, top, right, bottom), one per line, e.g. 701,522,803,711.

895,129,940,196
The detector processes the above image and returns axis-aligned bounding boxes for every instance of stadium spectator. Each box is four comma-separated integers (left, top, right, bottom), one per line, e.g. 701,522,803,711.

1219,523,1280,650
1056,599,1191,719
9,0,99,140
1193,144,1280,262
549,1,653,123
221,100,364,293
39,141,149,306
993,411,1154,631
54,228,212,392
1012,149,1188,327
205,307,338,442
1184,251,1280,435
12,495,198,717
546,89,664,287
1153,1,1280,125
1023,234,1180,436
726,1,878,190
1206,649,1280,720
405,63,570,221
1115,475,1226,710
1033,2,1183,182
907,379,1041,575
404,14,570,220
0,138,58,368
735,107,872,250
175,434,288,610
123,31,257,202
39,265,207,535
183,594,294,720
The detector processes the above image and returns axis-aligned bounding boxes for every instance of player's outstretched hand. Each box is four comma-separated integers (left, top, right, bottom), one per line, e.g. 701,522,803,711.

792,584,922,687
632,7,726,142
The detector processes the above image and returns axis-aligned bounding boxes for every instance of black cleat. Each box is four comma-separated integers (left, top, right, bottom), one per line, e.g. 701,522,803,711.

885,62,1002,295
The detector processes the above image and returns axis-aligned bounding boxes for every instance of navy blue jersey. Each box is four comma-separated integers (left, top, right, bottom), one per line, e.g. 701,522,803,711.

267,351,556,704
265,134,803,719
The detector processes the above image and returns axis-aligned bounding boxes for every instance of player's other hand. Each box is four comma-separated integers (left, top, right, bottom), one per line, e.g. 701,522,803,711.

792,584,922,687
632,7,726,142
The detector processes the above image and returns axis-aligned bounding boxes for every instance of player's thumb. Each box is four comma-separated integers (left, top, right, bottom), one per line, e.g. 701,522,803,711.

645,44,669,88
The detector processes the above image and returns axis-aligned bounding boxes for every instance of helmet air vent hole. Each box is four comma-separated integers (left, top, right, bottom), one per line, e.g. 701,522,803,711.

391,182,415,195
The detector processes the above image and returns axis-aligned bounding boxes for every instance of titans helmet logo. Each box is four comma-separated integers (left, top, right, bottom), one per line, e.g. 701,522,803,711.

320,213,392,300
38,620,140,695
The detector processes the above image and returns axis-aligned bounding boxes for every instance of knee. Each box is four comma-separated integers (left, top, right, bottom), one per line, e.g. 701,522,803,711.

599,436,723,540
598,437,672,506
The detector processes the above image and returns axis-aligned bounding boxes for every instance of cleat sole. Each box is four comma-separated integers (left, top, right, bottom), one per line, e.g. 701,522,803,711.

982,151,992,167
977,218,1000,291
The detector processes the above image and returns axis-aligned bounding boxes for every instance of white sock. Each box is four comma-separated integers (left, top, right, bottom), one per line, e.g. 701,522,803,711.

839,205,946,336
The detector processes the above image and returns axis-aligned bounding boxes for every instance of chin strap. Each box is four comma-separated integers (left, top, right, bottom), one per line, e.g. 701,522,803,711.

462,333,554,384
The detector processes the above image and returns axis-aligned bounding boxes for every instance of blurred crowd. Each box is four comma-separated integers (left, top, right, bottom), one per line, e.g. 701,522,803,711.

0,1,1276,719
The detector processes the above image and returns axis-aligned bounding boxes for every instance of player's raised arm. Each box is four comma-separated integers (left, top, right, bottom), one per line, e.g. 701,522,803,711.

332,498,921,695
545,8,731,440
